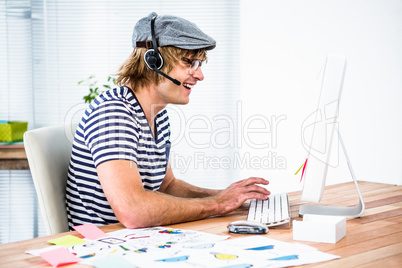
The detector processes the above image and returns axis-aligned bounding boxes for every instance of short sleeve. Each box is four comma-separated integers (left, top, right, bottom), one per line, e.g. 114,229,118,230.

83,101,140,167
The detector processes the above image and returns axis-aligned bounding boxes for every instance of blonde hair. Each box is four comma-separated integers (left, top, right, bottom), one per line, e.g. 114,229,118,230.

116,46,207,92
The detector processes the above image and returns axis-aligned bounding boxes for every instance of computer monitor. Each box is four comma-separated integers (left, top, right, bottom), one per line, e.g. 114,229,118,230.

299,54,365,218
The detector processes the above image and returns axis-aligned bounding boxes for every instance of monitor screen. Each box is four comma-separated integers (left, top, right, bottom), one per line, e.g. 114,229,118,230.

300,54,346,203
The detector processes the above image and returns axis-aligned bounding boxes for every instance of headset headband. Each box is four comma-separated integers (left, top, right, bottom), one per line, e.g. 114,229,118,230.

151,16,160,58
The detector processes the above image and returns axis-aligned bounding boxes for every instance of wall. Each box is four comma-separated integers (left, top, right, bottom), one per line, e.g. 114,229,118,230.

238,0,402,193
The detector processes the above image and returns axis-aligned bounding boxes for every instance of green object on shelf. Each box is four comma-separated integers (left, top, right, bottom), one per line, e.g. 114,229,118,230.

0,121,28,142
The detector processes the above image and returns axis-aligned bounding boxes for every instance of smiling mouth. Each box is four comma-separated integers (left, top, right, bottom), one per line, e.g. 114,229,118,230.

183,83,194,90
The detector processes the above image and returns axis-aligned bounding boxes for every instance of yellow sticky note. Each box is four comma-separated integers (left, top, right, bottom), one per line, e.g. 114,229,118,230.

295,161,305,175
48,235,87,247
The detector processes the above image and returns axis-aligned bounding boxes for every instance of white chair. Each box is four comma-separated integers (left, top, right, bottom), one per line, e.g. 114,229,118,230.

24,123,77,235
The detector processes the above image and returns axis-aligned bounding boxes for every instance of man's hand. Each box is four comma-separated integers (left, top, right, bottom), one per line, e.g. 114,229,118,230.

214,177,270,215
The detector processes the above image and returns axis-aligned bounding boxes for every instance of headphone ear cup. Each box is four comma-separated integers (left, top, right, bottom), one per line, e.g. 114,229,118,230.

144,49,164,70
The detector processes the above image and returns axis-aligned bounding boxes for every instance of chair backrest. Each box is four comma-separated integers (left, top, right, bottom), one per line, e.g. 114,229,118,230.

24,123,77,235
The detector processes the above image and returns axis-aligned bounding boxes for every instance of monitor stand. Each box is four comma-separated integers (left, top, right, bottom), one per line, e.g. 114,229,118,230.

299,127,365,218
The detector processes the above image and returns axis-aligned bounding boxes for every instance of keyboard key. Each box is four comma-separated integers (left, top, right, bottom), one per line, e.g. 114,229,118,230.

247,193,291,228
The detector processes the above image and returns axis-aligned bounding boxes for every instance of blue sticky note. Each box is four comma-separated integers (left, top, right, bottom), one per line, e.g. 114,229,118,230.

91,255,134,268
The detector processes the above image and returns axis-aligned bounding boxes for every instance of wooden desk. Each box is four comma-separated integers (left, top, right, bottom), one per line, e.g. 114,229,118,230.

0,181,401,267
0,145,29,170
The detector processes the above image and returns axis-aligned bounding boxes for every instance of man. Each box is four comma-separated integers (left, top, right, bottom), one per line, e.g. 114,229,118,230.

66,12,269,230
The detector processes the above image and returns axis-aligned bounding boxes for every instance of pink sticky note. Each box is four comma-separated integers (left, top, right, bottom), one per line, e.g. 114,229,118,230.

300,158,308,182
40,247,81,267
73,223,106,240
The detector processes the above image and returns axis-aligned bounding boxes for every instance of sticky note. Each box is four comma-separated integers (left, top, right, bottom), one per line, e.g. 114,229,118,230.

25,245,62,256
295,162,305,175
48,235,87,247
300,158,308,182
39,247,81,267
91,255,134,268
73,223,106,240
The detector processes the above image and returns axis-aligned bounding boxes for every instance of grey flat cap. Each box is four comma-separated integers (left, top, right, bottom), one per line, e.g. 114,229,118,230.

132,12,216,50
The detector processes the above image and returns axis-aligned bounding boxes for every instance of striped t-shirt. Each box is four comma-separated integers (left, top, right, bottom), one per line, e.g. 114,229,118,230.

66,86,171,229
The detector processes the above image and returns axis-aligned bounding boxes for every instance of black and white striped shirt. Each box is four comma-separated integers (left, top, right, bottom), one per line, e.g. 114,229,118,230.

66,86,171,229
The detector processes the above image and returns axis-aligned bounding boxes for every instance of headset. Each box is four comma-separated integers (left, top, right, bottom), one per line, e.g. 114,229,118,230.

143,15,181,86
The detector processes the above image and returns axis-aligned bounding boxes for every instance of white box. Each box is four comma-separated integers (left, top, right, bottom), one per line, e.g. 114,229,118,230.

293,214,346,244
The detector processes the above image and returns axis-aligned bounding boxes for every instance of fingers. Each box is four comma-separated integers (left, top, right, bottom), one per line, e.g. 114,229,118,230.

236,177,269,187
231,178,270,198
245,192,270,201
246,184,270,195
216,177,271,215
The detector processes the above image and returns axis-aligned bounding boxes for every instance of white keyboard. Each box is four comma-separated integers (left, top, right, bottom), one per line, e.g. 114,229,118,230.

247,192,291,228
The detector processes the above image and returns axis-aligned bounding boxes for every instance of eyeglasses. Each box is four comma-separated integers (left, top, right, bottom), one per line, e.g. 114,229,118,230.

181,57,207,75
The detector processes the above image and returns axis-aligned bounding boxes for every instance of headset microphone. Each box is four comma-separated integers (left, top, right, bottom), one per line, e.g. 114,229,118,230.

153,68,181,86
144,15,181,86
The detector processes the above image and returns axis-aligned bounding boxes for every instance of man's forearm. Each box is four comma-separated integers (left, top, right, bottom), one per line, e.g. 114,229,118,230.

161,178,221,198
117,177,269,229
118,190,221,229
